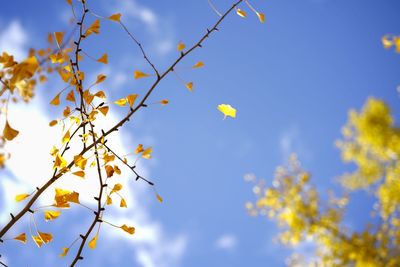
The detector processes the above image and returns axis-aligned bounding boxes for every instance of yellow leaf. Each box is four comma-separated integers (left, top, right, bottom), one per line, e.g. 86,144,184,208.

96,74,107,84
94,90,106,98
72,171,85,178
66,90,75,102
177,42,186,51
88,234,98,249
108,13,122,22
97,54,108,64
120,224,135,235
134,70,150,79
98,106,109,116
135,144,144,154
3,120,19,141
63,106,71,117
50,93,61,106
382,35,393,49
60,247,69,257
106,195,113,205
44,210,61,221
120,198,127,208
86,19,100,35
217,104,237,119
105,165,114,178
111,183,123,193
127,94,138,107
156,194,163,203
257,12,265,23
49,120,58,127
192,61,204,68
142,147,152,159
114,98,127,106
236,8,247,18
32,235,44,247
74,155,87,170
15,193,30,202
38,231,53,245
54,32,64,48
62,130,70,144
14,233,27,243
160,99,169,105
54,188,80,208
185,82,193,92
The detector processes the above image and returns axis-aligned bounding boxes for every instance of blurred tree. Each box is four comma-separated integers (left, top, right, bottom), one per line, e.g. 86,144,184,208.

247,98,400,267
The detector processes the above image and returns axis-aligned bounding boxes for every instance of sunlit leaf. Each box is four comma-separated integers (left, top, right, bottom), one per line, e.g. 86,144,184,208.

120,224,135,235
96,74,107,84
142,147,152,159
49,120,58,127
134,70,150,79
74,155,87,170
50,93,61,106
108,13,122,22
192,61,205,68
14,233,27,243
98,106,109,116
97,54,108,64
54,32,64,48
88,234,98,249
106,195,113,205
135,144,144,154
111,183,123,193
114,98,127,106
236,8,247,18
120,198,127,208
44,210,61,221
217,104,236,119
72,171,85,178
160,99,169,105
105,165,114,178
257,12,265,23
62,130,70,144
177,42,186,51
32,235,44,247
15,193,30,202
60,247,69,257
66,90,75,102
86,19,100,35
185,82,193,92
127,94,138,107
156,194,163,203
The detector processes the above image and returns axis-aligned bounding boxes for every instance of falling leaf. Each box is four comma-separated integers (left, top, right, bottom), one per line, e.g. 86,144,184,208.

236,8,247,18
120,224,135,235
114,98,127,106
96,74,107,84
192,61,205,68
49,120,58,127
72,171,85,178
97,54,108,64
14,233,27,244
127,94,138,107
98,106,109,116
108,13,122,22
217,104,237,119
3,120,19,141
44,210,61,221
134,70,150,79
156,194,163,203
54,32,65,48
185,82,193,92
177,42,186,51
50,93,61,106
135,144,144,154
160,99,169,105
257,12,265,23
120,198,127,208
15,193,30,202
88,234,98,249
60,247,69,257
142,147,152,159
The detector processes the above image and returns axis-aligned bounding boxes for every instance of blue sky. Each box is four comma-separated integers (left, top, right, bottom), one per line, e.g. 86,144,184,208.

0,0,400,266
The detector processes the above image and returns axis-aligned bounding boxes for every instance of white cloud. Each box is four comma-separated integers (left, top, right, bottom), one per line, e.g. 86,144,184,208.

215,234,238,251
0,20,28,61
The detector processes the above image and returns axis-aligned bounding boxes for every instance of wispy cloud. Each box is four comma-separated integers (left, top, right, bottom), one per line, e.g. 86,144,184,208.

215,234,238,251
0,20,28,61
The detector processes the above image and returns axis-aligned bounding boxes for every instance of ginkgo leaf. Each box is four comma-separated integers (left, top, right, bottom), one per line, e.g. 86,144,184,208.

142,147,152,159
236,8,247,18
15,193,30,202
156,194,163,203
120,224,135,235
135,144,144,154
114,165,121,175
66,0,72,5
134,70,150,79
14,233,27,243
66,90,75,102
74,155,87,170
53,153,67,170
38,231,53,244
218,104,237,119
60,247,69,257
72,171,85,178
160,99,169,105
257,12,265,23
382,35,393,49
54,188,80,208
86,19,100,35
94,91,106,98
114,98,127,106
88,234,98,249
49,120,58,127
185,82,193,92
108,13,122,22
106,195,113,205
50,93,61,106
62,130,70,144
54,32,64,48
96,74,107,84
32,235,44,247
98,106,109,116
192,61,205,68
3,120,19,141
44,210,61,221
111,183,123,193
127,94,138,107
97,54,108,64
103,153,115,164
105,165,114,178
120,198,127,208
177,42,186,51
